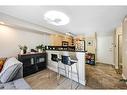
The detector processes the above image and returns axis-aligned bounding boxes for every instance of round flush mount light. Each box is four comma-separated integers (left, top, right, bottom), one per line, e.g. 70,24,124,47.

44,10,70,26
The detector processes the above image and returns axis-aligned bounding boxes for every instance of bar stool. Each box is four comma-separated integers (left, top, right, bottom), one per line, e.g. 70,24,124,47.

69,52,80,89
48,53,59,79
57,51,80,89
50,53,67,86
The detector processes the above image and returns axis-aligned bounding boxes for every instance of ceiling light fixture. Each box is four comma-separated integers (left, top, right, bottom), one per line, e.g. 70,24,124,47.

44,10,70,26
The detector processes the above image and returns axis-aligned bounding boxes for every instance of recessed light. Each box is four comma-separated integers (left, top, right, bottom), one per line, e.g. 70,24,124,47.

44,10,70,26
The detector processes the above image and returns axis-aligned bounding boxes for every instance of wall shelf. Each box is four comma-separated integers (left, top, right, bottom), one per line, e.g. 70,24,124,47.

85,53,95,65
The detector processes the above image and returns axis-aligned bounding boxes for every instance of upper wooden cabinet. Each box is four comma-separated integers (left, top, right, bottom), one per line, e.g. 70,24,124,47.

62,35,73,46
50,34,73,46
50,34,63,46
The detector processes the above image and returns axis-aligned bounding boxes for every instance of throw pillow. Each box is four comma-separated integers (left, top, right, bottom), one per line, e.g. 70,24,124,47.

0,57,22,83
0,58,6,72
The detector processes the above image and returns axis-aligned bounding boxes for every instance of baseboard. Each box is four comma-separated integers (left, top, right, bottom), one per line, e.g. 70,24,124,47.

80,80,86,86
96,61,115,66
115,66,119,69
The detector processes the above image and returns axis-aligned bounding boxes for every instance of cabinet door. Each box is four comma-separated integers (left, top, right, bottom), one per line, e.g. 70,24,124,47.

18,55,35,67
35,54,47,71
23,64,37,77
50,35,62,46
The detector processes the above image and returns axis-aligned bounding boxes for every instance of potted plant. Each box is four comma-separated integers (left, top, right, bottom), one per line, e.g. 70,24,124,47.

36,44,45,53
19,45,28,54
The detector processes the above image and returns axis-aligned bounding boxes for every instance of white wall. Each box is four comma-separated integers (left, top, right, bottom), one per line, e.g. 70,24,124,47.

0,25,51,57
97,32,114,65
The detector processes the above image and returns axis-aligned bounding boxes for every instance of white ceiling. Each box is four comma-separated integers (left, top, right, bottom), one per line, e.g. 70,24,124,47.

0,6,127,35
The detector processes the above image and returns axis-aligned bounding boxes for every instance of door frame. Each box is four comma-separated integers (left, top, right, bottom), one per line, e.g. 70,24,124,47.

118,34,122,69
114,26,122,69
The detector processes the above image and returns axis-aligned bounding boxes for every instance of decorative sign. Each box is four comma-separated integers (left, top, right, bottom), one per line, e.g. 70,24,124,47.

87,40,93,46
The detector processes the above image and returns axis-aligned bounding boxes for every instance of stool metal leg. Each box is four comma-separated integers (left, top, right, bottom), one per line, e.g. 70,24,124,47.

58,64,67,85
64,64,67,77
48,68,51,79
67,66,69,78
71,65,73,89
75,63,80,89
67,65,71,88
57,61,60,85
58,62,60,78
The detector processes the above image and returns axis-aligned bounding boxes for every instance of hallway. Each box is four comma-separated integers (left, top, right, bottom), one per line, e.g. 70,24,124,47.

85,63,127,89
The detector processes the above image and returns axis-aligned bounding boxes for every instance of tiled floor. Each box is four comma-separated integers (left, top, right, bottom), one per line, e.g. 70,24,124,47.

25,69,90,89
85,63,127,89
25,63,127,89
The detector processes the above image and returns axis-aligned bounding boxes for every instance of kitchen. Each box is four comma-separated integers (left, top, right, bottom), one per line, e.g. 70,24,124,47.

46,33,96,85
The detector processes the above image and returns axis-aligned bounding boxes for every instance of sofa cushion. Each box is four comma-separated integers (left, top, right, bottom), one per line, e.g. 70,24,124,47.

0,84,4,89
3,81,16,89
0,57,22,83
13,78,31,89
2,78,31,89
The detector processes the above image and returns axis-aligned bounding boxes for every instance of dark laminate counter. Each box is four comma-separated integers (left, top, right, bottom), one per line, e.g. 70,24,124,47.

45,46,86,52
46,49,85,52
